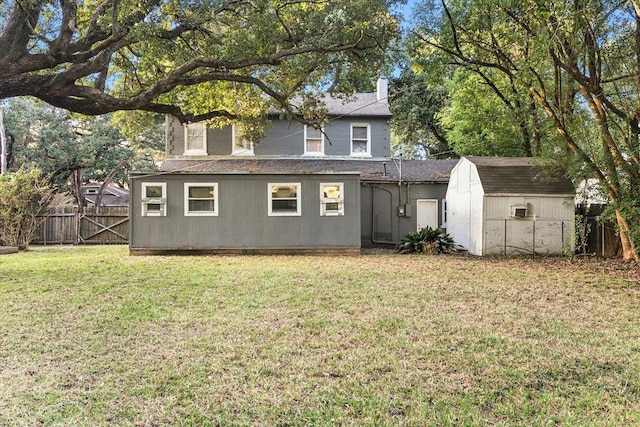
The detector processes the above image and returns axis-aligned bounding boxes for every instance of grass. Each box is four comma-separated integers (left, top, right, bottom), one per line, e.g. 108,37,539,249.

1,246,639,426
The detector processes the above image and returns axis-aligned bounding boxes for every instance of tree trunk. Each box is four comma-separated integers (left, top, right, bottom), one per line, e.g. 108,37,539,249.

0,109,6,175
72,169,86,208
615,209,640,262
94,160,127,207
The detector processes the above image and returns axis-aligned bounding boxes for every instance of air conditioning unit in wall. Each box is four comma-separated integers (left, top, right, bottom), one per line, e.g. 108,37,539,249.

511,205,528,218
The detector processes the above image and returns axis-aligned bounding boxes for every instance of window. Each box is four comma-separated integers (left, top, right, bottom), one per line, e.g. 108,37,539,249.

232,124,254,155
268,183,301,216
320,183,344,216
141,183,167,216
184,183,218,216
304,125,324,156
184,123,207,155
350,123,370,156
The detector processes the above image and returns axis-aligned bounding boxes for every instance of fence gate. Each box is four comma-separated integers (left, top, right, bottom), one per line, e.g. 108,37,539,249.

78,207,129,244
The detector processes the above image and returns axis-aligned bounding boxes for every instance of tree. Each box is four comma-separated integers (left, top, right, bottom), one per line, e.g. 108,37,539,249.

411,0,640,261
3,97,162,204
0,167,53,249
0,1,399,125
439,68,559,157
389,68,452,158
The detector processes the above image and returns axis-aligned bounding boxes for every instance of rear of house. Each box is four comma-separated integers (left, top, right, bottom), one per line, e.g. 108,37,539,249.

164,91,392,160
129,82,458,253
359,159,457,246
129,168,360,254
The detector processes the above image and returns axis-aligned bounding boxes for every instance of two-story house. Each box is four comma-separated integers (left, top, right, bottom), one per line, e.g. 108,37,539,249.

129,79,457,254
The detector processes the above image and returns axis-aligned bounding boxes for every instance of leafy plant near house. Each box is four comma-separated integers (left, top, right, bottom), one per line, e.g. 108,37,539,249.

397,226,455,254
575,213,592,256
0,168,54,249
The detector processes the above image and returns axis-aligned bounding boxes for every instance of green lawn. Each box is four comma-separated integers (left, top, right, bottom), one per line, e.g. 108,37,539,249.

1,246,639,426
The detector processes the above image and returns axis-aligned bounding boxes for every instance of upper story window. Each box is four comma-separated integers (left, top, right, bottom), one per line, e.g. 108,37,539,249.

304,125,324,156
268,183,301,216
232,124,254,155
141,182,167,217
350,123,371,157
184,123,207,155
184,183,218,216
320,183,344,216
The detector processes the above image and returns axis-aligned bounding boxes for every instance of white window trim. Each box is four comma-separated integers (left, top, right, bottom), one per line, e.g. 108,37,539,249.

184,123,207,155
231,124,255,155
184,182,219,217
303,125,325,156
268,182,301,216
141,182,167,217
350,123,371,157
320,182,344,216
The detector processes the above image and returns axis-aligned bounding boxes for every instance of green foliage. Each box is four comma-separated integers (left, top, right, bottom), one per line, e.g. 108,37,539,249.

3,98,161,188
390,68,452,159
397,226,455,254
603,185,640,252
0,168,53,249
574,213,592,255
0,1,400,126
408,0,640,259
440,70,531,157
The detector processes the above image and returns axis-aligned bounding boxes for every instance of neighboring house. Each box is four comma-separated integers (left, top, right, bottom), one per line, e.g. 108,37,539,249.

129,79,457,254
446,157,575,256
82,183,129,207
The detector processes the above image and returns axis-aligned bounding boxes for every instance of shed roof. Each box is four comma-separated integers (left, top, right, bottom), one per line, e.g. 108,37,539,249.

465,157,575,195
158,158,457,183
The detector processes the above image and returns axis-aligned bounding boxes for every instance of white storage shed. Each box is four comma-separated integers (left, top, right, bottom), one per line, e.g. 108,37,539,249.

446,157,575,256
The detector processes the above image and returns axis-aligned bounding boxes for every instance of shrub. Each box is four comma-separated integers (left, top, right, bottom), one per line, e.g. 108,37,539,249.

397,226,455,254
0,168,54,249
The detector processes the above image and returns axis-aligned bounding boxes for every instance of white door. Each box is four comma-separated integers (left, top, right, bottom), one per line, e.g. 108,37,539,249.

416,199,438,231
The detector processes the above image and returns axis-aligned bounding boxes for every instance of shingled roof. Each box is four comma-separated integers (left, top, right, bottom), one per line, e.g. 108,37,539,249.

278,93,391,117
319,93,391,117
159,158,457,183
466,157,575,195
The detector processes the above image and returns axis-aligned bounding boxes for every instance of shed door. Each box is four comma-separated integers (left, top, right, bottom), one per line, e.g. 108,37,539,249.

416,199,438,231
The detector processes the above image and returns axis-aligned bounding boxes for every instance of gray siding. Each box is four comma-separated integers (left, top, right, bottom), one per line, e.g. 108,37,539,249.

130,173,361,251
360,182,449,246
324,119,390,158
207,127,232,156
165,118,233,156
165,116,391,158
165,116,178,156
254,120,304,156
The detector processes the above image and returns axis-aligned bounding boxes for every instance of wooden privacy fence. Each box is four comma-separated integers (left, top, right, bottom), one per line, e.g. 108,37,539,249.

33,206,129,245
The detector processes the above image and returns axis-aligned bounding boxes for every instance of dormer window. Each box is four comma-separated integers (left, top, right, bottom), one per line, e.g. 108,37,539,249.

184,123,207,155
232,124,254,155
350,123,371,157
304,125,324,156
